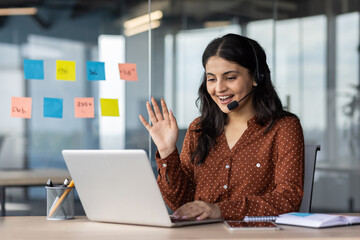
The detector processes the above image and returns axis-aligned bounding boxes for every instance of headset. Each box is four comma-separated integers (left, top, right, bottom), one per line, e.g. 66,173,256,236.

227,37,265,111
246,38,265,85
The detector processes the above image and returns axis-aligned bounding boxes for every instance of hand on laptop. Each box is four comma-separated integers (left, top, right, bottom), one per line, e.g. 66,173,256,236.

139,97,179,159
172,201,222,221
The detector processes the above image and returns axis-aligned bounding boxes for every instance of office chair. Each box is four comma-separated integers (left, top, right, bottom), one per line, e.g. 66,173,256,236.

299,144,321,213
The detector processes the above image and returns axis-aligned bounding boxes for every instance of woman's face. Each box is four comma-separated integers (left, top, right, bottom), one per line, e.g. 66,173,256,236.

205,56,256,114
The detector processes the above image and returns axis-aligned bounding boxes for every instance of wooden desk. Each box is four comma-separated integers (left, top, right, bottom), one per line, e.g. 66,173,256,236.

0,168,70,216
1,216,360,240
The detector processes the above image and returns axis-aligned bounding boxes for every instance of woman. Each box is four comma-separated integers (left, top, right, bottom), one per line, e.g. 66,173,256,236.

139,34,304,221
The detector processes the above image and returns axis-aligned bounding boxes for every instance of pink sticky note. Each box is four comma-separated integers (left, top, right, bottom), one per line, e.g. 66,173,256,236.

11,97,32,119
118,63,138,81
74,97,94,118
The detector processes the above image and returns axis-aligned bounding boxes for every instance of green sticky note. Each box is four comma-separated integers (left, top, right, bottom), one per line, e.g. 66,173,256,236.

100,98,119,117
56,60,76,81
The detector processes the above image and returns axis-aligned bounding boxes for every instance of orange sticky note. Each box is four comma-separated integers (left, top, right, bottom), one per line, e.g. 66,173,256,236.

11,97,32,119
118,63,138,81
74,97,94,118
56,60,76,81
100,98,119,117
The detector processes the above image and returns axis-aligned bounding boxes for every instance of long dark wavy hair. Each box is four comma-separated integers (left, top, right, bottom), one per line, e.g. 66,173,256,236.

191,33,296,165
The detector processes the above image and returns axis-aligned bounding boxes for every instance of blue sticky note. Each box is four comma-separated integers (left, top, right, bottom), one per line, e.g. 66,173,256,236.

23,59,44,80
86,61,105,81
43,97,63,118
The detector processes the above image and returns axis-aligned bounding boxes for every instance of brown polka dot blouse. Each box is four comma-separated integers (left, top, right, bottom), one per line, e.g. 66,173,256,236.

155,116,304,220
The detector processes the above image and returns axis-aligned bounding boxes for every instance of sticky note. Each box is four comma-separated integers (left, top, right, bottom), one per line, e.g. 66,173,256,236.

118,63,138,81
87,61,105,81
23,59,44,80
74,97,95,118
100,98,119,117
56,60,76,81
44,97,63,118
11,97,32,119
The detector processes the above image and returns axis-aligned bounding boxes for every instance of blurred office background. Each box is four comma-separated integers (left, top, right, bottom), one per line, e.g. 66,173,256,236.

0,0,359,215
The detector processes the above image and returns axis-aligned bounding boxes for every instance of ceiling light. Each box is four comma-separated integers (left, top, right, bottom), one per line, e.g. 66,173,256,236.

124,20,161,37
0,7,38,16
124,10,163,30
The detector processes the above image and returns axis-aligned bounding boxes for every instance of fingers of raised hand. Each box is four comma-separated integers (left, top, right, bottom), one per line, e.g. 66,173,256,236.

146,101,158,123
161,98,170,122
151,97,164,121
138,114,151,131
169,110,177,128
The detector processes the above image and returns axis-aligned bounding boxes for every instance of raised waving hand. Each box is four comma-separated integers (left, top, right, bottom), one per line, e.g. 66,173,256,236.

139,97,179,158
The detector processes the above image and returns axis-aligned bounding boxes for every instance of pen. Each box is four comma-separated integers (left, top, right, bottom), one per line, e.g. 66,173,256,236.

48,179,70,215
61,179,70,188
48,180,74,218
46,179,54,187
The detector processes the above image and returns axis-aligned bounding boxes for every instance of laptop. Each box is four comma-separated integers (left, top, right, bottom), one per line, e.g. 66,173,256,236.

62,149,223,227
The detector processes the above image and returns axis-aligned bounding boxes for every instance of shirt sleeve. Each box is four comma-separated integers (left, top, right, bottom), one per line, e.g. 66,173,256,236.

155,127,196,211
217,117,304,220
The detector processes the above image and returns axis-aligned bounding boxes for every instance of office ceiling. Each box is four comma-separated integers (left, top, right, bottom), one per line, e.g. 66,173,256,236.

0,0,359,29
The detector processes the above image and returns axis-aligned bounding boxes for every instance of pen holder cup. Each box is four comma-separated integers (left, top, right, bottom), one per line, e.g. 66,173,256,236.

46,186,75,220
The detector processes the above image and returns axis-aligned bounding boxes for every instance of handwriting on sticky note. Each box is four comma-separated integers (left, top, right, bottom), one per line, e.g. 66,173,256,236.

118,63,138,81
11,97,32,119
74,97,94,118
56,60,76,81
100,98,119,117
87,61,105,81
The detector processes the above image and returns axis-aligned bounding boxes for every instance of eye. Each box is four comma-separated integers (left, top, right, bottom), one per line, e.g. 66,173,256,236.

226,76,236,80
207,78,215,82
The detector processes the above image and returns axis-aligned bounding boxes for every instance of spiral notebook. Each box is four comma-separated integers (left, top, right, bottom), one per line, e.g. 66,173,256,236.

243,216,278,222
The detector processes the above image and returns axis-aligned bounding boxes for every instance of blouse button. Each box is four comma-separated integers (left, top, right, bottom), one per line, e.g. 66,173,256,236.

225,165,230,169
162,163,167,168
256,163,261,168
223,185,228,189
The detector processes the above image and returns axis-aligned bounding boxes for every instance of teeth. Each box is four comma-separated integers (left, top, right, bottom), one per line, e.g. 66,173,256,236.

218,95,232,100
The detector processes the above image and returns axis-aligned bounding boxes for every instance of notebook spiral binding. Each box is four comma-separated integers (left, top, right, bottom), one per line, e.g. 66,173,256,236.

243,216,278,222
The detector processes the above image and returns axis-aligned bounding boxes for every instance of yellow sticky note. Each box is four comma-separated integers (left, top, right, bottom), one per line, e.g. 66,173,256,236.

100,98,119,117
56,60,76,81
74,97,94,118
11,97,32,119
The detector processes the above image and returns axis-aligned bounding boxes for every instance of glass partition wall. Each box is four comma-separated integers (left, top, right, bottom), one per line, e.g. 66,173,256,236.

0,0,359,215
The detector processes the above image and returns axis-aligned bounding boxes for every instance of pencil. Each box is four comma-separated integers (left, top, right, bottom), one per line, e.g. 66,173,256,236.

48,180,74,218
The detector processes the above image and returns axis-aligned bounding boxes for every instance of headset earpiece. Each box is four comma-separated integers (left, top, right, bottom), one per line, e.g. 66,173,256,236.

246,39,264,86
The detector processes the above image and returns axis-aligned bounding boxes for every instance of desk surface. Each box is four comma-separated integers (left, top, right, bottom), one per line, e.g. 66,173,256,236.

1,216,360,240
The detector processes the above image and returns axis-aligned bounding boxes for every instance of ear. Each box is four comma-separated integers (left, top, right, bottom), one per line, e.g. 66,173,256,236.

252,77,258,87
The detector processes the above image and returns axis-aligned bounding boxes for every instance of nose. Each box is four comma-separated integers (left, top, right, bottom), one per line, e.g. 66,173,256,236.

215,79,227,92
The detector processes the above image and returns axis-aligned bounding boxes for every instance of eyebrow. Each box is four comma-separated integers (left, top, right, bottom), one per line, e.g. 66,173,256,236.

206,70,239,77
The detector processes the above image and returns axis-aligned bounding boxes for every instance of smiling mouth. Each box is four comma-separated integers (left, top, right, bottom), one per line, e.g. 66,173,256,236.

217,95,234,104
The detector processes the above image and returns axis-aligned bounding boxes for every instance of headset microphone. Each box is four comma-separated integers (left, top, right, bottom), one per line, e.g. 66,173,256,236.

227,90,253,111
